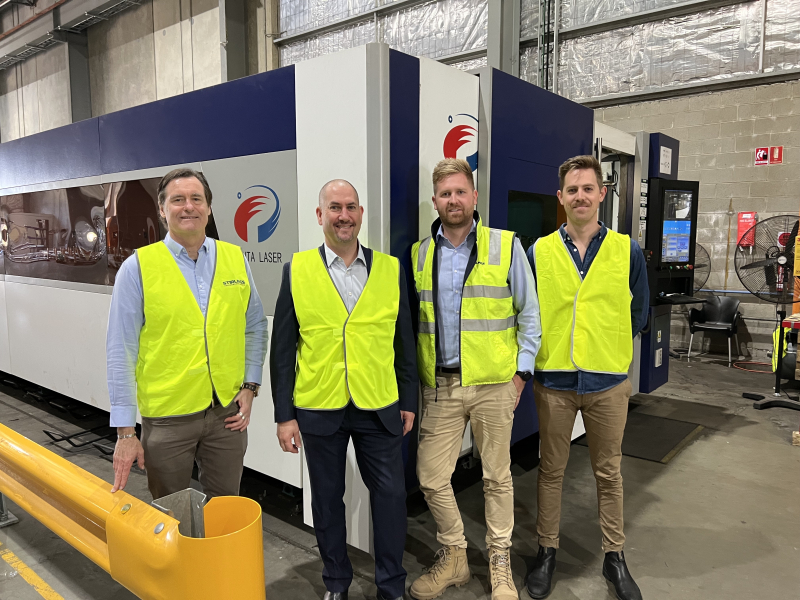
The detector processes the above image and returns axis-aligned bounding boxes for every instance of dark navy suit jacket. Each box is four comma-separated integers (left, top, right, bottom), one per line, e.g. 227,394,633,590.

270,245,418,436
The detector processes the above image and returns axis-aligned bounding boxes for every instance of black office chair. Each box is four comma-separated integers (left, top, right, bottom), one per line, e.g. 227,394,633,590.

687,296,741,367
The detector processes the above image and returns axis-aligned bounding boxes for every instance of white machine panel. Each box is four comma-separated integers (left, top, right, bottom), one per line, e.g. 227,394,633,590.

6,281,112,410
295,46,370,252
418,58,479,238
0,281,10,373
242,316,303,488
202,150,299,315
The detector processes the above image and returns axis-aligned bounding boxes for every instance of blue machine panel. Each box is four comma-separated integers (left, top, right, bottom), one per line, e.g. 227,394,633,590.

639,305,671,393
0,118,102,190
487,69,594,230
388,50,421,486
485,69,593,445
99,66,297,174
649,133,680,180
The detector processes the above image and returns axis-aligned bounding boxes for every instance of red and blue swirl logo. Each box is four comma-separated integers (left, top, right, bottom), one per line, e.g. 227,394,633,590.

443,113,478,171
234,185,281,243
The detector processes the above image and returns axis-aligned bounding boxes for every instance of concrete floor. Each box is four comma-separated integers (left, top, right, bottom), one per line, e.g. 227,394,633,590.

0,356,798,599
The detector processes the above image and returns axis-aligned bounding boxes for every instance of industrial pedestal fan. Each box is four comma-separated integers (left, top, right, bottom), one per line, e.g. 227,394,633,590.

693,243,711,292
735,214,800,411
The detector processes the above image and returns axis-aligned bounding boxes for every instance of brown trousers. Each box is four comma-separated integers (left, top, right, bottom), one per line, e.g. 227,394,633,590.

417,373,516,550
534,379,631,553
140,402,248,501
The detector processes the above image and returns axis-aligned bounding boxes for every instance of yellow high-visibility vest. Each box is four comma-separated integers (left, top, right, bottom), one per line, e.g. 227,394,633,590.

136,240,249,417
291,248,400,410
412,218,519,388
534,229,632,374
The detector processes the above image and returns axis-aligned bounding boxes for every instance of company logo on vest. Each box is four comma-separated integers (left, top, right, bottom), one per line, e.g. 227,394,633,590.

443,113,478,171
234,185,281,243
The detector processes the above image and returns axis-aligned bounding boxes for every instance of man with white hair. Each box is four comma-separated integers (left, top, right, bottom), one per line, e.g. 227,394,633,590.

271,179,417,600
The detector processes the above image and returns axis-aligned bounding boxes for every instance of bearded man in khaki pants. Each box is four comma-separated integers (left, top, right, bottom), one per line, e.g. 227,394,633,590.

409,159,541,600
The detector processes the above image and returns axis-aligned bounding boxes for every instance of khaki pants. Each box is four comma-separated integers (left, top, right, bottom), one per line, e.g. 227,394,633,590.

534,379,631,553
417,373,516,550
141,402,248,501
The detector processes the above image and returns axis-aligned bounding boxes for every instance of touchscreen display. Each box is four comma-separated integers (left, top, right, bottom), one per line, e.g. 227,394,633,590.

661,190,693,263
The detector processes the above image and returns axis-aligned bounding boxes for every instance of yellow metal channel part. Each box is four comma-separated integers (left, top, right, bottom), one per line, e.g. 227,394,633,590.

0,423,266,600
0,542,65,600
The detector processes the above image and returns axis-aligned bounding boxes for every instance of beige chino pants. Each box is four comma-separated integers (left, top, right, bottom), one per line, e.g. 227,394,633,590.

534,379,631,553
417,373,516,550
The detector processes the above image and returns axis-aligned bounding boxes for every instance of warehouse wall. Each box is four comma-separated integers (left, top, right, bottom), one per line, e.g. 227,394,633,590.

0,45,72,143
0,0,73,143
596,80,800,358
87,0,222,116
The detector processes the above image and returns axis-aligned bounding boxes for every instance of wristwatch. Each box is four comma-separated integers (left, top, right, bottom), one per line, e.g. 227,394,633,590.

240,382,260,397
515,370,533,382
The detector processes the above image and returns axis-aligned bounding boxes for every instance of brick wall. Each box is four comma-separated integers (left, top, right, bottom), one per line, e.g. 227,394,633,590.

595,80,800,360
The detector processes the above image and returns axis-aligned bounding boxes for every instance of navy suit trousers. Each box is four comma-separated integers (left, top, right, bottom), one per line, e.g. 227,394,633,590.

302,402,407,598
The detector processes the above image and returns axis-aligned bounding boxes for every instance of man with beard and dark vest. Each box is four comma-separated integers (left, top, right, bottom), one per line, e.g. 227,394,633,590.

524,155,648,600
270,179,417,600
410,158,541,600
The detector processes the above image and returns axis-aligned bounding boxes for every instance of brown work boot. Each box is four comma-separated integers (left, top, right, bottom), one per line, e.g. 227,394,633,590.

488,546,517,600
410,545,471,599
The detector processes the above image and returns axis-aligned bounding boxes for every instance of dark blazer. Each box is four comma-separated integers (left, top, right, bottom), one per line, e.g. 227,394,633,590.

270,244,418,437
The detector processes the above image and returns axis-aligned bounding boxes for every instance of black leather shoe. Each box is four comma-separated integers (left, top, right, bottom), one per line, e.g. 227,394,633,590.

525,546,556,598
323,592,348,600
603,552,643,600
376,593,404,600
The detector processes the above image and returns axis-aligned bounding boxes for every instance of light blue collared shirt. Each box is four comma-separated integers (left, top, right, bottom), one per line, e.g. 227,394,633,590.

323,243,368,314
436,221,541,373
106,233,269,427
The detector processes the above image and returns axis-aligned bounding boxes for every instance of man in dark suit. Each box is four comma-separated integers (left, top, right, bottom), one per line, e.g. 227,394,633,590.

270,179,417,600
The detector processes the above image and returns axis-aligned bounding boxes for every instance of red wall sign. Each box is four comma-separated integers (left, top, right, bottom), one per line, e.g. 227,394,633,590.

738,212,758,247
770,146,783,164
755,147,769,165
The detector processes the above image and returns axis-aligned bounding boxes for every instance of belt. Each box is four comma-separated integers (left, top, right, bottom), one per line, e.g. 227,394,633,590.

436,366,460,374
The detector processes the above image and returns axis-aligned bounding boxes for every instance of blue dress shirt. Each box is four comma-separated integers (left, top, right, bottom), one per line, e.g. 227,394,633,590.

106,233,270,427
436,220,541,373
527,223,649,394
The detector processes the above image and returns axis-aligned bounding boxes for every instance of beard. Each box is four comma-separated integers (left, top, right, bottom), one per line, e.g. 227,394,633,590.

439,204,473,228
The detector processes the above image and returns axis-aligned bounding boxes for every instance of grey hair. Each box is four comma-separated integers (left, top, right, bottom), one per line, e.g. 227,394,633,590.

318,179,359,208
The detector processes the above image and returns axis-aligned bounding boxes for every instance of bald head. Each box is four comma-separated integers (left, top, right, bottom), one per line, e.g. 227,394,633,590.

318,179,359,209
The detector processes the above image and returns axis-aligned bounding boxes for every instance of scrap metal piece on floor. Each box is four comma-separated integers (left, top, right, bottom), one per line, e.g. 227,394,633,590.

576,412,703,464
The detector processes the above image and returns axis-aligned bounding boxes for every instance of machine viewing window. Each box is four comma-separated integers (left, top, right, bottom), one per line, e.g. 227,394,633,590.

507,191,562,251
661,190,693,263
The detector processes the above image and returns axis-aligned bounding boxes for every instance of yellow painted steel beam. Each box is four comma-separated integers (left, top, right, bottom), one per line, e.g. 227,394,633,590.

0,423,266,600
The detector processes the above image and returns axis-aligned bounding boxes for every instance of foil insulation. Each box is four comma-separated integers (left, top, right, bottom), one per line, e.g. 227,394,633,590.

763,0,800,71
280,20,377,66
520,0,539,38
280,0,488,66
519,45,540,85
450,56,489,70
559,0,687,29
558,2,762,100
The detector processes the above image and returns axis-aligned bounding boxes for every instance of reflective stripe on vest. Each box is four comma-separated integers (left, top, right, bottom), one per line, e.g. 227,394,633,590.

411,219,519,388
291,248,400,410
136,240,249,418
534,229,632,374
